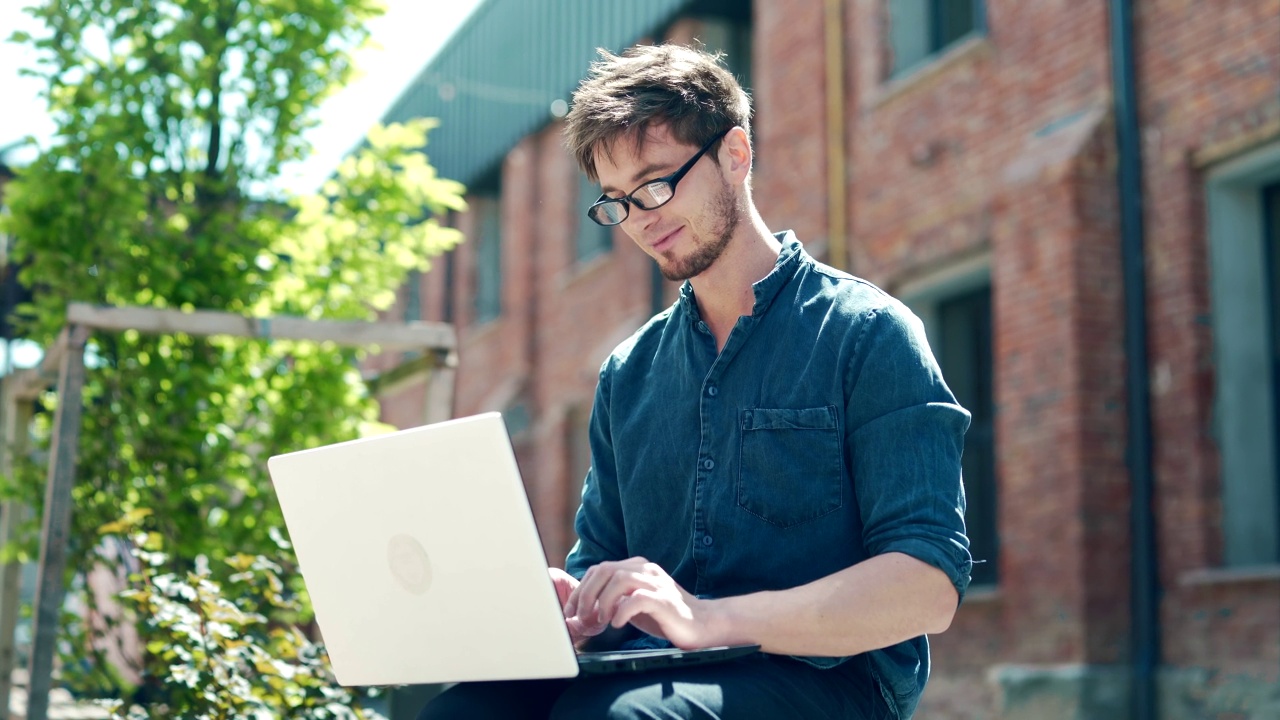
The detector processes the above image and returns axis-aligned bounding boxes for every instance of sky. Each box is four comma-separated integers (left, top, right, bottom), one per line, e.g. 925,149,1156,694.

0,0,483,194
0,0,481,370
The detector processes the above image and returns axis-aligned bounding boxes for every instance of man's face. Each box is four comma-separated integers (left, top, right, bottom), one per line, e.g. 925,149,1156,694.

593,124,740,281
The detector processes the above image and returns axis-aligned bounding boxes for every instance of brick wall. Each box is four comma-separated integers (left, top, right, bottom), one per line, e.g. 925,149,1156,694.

1136,0,1280,708
375,0,1280,715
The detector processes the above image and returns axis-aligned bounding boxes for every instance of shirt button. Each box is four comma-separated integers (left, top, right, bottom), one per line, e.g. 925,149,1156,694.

707,386,718,397
697,321,709,333
702,536,714,546
702,458,715,470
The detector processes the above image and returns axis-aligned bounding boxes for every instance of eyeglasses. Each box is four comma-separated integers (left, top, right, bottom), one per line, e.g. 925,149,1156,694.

586,128,731,227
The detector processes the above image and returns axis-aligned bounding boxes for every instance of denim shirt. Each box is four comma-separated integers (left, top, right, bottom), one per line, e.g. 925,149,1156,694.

565,232,972,718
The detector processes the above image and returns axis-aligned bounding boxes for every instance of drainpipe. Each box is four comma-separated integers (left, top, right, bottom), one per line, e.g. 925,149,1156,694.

1108,1,1159,719
824,0,848,271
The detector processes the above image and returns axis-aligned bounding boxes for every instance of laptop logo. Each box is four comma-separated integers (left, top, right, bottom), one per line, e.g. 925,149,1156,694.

387,533,433,595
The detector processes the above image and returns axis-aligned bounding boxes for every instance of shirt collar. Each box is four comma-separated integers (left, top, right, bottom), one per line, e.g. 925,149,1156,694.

677,230,806,320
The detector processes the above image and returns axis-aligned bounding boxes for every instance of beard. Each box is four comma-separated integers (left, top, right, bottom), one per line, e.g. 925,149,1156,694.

657,178,741,281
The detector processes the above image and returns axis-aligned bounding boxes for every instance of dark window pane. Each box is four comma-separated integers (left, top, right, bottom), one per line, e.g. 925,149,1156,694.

1266,182,1280,560
889,0,932,74
404,270,421,323
889,0,984,77
577,173,612,262
566,405,592,544
443,249,456,324
938,285,997,585
936,0,978,48
475,196,502,324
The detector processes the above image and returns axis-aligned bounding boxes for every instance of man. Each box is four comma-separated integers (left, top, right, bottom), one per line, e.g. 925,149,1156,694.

421,43,971,720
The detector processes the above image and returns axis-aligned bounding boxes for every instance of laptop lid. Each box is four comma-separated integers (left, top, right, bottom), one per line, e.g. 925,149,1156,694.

268,412,579,686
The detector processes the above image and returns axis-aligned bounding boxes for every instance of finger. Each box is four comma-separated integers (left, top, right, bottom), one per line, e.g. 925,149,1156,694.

610,587,656,626
595,571,659,626
565,562,608,618
549,569,578,608
565,613,605,643
563,566,594,618
567,558,650,618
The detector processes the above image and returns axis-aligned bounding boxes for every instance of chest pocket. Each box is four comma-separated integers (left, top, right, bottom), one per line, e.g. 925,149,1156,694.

737,406,844,528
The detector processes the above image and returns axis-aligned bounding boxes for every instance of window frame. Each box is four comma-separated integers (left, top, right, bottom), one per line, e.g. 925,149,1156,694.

900,259,999,586
472,194,503,326
1205,140,1280,567
575,172,613,264
886,0,988,79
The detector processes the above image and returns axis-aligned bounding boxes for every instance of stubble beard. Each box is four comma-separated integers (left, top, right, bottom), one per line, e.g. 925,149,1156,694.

658,179,741,282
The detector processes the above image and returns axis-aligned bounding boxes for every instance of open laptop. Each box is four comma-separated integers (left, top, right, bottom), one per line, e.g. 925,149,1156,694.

267,412,759,686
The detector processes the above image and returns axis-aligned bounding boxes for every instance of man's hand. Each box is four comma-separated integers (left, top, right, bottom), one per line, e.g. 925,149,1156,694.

562,557,728,650
549,567,609,647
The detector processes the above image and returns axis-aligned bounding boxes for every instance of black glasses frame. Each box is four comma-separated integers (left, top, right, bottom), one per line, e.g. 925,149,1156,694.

587,128,732,227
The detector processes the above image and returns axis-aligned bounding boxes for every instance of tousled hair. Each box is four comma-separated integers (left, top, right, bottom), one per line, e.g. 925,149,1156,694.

564,43,752,182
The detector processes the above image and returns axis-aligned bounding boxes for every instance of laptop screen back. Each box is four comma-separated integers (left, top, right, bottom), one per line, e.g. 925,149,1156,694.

268,413,579,685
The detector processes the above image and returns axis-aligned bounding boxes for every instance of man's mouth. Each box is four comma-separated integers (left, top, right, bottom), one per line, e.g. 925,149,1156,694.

651,227,680,253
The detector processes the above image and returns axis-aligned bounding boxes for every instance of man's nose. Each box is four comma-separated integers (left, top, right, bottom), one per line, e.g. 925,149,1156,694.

623,203,660,234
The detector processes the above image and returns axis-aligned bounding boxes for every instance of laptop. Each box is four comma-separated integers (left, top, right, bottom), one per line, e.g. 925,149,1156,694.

267,412,759,686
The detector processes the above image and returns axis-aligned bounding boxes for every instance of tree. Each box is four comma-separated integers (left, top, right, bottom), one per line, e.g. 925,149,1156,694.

0,0,465,703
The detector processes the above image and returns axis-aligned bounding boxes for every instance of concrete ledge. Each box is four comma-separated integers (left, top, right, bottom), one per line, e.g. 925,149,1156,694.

987,664,1280,720
988,663,1130,720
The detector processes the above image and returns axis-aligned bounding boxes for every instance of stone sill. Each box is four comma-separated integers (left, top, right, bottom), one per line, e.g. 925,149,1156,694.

964,584,1000,604
1178,564,1280,587
865,34,993,111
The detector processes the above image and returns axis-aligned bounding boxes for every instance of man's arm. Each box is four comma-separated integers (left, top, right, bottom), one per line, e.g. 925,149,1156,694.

566,551,956,655
710,552,957,654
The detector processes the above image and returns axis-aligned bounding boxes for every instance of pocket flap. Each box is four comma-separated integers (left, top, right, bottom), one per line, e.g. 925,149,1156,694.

741,406,838,431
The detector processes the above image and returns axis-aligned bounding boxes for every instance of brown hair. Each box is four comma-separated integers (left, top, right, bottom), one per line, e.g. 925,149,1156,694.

564,43,752,182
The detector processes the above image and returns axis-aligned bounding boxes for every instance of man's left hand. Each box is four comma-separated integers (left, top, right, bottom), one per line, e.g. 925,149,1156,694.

563,557,728,649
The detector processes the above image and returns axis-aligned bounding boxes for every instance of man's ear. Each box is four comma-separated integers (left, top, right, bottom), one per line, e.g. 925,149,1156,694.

720,126,753,184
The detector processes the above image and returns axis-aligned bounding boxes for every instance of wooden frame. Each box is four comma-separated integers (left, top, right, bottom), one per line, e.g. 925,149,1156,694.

0,302,457,720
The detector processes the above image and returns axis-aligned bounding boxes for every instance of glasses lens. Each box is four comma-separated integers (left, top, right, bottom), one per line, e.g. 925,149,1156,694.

588,200,627,226
632,182,674,210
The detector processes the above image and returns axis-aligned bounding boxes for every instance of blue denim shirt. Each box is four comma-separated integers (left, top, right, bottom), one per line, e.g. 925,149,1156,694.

566,232,971,718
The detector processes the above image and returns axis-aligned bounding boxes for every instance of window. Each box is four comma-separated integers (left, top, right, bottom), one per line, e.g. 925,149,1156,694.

473,195,502,325
576,173,612,263
694,16,753,98
905,267,998,585
443,248,457,324
565,404,593,542
887,0,985,77
404,270,422,323
1206,142,1280,566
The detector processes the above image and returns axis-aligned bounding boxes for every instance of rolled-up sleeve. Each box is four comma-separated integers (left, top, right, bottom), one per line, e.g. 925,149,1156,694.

845,304,973,602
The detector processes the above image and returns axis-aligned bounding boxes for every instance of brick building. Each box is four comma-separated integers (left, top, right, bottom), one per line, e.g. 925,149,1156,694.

369,1,1280,717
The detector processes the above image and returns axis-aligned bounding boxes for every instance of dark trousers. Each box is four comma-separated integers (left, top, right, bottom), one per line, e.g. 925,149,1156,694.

416,654,897,720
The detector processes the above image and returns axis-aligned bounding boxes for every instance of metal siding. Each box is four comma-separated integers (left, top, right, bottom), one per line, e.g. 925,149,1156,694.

384,0,693,188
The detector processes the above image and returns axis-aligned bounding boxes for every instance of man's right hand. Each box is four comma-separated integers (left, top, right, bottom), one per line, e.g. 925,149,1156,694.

549,567,609,648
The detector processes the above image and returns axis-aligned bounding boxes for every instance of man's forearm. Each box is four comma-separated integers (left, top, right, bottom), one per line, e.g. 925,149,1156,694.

708,552,959,657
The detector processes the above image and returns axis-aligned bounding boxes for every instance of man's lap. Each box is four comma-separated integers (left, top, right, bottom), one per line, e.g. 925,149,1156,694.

417,654,893,720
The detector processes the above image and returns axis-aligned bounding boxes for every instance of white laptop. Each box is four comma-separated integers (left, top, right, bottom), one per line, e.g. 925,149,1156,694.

267,412,758,686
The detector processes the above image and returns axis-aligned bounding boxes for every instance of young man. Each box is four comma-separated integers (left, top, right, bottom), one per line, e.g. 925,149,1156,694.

421,43,971,720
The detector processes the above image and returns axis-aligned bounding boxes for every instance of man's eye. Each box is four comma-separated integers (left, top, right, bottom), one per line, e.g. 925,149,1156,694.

640,183,673,205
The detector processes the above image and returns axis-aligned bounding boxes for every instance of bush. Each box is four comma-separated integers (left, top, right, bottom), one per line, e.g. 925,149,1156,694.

99,514,385,719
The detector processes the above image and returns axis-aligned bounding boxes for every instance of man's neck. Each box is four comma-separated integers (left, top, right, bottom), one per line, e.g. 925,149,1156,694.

688,216,782,350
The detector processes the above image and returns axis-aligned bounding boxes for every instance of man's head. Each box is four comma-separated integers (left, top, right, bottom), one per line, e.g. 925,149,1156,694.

564,43,752,184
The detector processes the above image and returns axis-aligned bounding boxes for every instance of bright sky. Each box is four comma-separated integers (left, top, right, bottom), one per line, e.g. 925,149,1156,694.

0,0,482,194
0,0,480,370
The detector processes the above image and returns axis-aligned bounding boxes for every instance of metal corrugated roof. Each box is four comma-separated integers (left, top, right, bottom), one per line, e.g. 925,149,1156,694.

381,0,697,189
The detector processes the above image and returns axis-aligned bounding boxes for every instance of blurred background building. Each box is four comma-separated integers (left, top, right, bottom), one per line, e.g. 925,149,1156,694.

363,0,1280,718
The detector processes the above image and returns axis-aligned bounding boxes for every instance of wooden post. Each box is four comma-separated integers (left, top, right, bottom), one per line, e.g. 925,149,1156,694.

0,375,33,720
25,325,88,720
11,305,457,715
